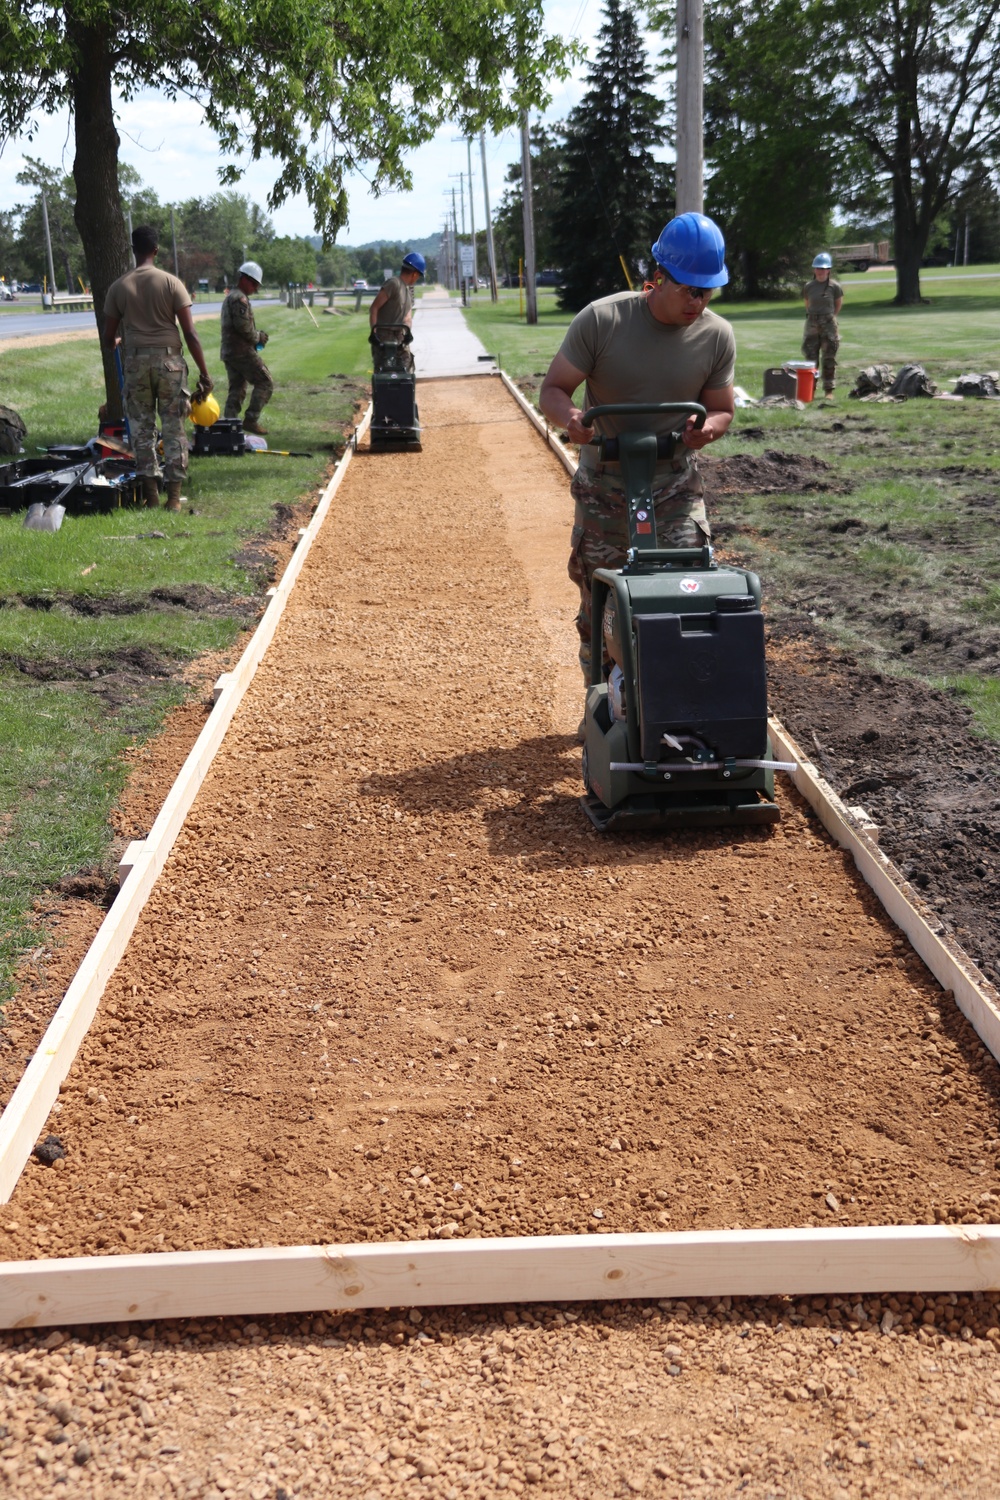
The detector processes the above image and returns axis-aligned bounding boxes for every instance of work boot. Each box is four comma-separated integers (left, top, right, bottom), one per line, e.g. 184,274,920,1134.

165,480,183,512
141,476,160,508
244,418,268,436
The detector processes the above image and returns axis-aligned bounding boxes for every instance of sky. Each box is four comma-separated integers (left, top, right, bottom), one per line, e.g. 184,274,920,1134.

0,0,672,249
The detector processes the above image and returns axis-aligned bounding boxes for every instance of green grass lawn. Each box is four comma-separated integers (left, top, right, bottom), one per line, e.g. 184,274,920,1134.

0,307,372,999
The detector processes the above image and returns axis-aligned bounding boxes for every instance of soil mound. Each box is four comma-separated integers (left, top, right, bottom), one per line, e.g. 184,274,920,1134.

707,449,843,496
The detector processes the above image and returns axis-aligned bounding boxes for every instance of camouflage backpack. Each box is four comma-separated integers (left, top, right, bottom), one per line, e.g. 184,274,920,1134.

0,404,27,456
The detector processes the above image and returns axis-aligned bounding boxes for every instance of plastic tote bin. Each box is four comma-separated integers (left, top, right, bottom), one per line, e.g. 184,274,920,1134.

783,361,817,402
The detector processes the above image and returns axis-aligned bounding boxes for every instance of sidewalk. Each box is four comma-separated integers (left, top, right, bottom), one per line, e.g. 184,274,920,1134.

413,287,493,378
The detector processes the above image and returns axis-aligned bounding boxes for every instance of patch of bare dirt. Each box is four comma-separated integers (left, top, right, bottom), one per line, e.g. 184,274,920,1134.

765,628,1000,988
705,449,849,496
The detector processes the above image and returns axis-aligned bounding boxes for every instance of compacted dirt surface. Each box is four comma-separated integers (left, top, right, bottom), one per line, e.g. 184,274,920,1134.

3,379,1000,1495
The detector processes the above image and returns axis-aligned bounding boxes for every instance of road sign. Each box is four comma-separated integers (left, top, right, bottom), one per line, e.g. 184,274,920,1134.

460,244,475,278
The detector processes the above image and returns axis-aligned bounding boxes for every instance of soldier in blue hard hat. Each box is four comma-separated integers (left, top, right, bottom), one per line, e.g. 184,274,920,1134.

803,253,843,396
539,212,736,700
369,251,426,372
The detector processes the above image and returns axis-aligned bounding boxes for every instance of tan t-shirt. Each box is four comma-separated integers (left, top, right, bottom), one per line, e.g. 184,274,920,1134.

104,264,191,352
375,275,414,333
560,291,736,461
803,277,843,318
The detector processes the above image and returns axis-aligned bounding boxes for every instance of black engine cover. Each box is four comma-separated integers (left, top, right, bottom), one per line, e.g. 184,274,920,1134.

634,610,768,760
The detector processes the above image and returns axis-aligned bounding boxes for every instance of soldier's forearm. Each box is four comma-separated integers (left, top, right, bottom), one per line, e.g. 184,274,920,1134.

185,330,211,381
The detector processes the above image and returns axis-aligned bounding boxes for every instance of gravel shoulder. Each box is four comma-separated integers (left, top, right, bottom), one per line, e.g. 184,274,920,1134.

2,379,999,1495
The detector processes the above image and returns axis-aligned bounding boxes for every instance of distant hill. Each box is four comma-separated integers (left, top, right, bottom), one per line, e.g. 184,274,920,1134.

306,233,441,257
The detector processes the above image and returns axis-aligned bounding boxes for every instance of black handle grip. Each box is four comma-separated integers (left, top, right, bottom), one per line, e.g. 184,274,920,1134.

581,401,707,429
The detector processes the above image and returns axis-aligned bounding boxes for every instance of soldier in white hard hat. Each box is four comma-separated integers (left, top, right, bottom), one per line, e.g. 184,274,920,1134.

803,253,843,396
220,260,273,434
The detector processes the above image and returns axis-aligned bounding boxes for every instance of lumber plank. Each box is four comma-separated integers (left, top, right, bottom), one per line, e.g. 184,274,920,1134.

0,414,373,1203
0,847,157,1203
769,716,1000,1063
4,1227,1000,1328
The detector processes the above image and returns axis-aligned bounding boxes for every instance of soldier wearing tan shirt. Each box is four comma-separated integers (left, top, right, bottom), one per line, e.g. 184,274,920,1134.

540,213,735,699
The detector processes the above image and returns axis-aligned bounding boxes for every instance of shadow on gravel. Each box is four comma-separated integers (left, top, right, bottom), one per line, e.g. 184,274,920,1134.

368,733,777,871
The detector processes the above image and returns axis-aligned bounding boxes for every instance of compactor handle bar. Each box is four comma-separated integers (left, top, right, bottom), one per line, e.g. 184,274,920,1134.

581,402,706,461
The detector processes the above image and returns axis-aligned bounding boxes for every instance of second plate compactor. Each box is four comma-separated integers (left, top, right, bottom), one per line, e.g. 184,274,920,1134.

580,402,789,832
370,322,421,452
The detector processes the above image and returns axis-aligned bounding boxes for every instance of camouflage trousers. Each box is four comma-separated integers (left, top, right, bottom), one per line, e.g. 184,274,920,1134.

569,461,710,680
372,337,414,374
223,352,274,423
803,315,840,391
123,347,190,482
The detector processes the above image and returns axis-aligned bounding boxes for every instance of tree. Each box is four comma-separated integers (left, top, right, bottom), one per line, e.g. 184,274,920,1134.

261,236,320,288
0,0,573,411
550,0,672,312
691,0,847,298
15,158,87,295
828,0,1000,302
174,193,273,289
492,125,563,279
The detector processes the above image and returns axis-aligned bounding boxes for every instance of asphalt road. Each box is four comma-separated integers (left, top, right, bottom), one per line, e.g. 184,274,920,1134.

0,297,282,341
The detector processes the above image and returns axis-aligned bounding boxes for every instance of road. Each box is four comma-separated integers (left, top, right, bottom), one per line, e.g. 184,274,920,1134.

0,297,282,341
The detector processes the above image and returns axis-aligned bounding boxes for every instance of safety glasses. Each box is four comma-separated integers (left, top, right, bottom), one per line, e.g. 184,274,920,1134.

663,271,711,300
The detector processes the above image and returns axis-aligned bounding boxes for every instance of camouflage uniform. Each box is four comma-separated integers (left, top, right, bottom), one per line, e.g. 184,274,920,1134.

220,288,273,423
123,347,190,482
569,456,709,680
802,278,843,393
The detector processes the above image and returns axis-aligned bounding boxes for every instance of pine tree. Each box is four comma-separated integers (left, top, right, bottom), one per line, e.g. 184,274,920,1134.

551,0,672,312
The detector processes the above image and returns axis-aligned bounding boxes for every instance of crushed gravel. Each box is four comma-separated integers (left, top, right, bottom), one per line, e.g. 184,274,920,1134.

2,379,999,1495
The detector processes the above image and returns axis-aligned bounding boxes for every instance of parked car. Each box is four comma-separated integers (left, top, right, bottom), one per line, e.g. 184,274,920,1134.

20,282,41,294
0,283,15,301
352,278,369,291
535,269,563,287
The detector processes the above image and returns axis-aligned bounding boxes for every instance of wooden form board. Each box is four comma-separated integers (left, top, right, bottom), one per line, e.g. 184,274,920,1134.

768,717,1000,1064
0,408,372,1205
2,378,1000,1325
4,1226,1000,1330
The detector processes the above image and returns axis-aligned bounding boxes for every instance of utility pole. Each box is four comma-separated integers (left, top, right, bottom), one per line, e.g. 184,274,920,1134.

40,188,58,301
675,0,704,214
480,131,499,302
520,113,538,324
171,205,180,278
467,137,478,293
452,187,460,294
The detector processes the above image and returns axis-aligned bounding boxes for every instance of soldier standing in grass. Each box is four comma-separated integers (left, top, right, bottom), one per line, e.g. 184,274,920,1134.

539,213,735,710
221,261,273,435
104,225,214,512
803,253,843,396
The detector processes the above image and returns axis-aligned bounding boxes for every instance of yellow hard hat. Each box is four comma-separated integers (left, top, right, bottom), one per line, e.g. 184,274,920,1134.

190,392,220,427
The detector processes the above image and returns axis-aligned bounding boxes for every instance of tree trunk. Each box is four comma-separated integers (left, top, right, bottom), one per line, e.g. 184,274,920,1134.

68,17,130,418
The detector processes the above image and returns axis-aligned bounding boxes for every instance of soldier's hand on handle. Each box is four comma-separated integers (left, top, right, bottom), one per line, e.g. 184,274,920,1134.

257,330,269,346
194,374,214,404
564,408,596,446
681,413,716,450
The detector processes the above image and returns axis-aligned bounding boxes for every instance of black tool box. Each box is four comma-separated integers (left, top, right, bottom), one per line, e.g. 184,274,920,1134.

0,456,141,514
193,418,245,456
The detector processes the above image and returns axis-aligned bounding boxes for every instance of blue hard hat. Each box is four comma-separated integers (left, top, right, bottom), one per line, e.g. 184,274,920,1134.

650,213,729,288
402,252,426,277
812,252,833,268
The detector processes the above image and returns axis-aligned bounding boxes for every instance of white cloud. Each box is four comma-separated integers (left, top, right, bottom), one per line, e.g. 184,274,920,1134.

0,0,672,246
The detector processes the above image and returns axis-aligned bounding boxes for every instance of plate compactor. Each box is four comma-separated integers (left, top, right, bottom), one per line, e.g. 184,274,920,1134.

580,402,786,832
370,323,421,452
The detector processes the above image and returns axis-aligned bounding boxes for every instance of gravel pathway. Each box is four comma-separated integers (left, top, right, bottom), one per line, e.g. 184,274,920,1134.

2,378,999,1493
